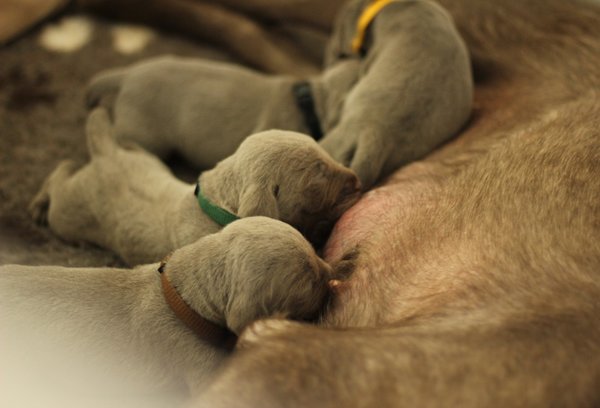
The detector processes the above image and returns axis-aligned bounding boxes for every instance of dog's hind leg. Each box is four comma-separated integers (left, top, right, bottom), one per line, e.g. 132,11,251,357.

85,107,118,157
86,67,127,108
29,160,79,225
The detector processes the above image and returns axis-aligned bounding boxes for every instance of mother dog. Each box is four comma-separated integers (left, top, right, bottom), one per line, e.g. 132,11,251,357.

196,0,600,406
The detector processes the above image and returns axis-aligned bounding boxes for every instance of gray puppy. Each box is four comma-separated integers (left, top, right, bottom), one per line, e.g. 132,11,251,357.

86,56,361,168
320,0,473,187
0,216,332,405
30,108,360,265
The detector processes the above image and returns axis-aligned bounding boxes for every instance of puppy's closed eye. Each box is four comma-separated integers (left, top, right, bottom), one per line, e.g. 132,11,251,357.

273,185,280,198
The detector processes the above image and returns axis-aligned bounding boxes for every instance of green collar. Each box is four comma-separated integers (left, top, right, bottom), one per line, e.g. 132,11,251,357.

194,183,240,227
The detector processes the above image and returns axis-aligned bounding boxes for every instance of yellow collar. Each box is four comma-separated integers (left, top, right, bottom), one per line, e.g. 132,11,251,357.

351,0,397,54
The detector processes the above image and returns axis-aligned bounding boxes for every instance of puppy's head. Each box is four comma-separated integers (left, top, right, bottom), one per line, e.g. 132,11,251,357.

218,217,332,335
234,130,361,247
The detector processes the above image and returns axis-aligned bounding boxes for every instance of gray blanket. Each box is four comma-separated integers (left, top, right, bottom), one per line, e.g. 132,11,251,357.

0,15,234,266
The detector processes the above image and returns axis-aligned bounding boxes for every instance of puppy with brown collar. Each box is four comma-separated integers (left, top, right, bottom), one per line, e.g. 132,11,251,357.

30,108,360,265
0,216,332,406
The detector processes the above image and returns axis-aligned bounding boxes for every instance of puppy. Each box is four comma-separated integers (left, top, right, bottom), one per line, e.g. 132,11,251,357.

0,216,332,406
86,55,361,168
29,108,360,265
319,0,474,187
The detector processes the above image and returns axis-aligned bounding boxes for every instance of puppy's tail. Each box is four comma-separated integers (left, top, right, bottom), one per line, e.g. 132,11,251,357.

86,107,118,156
86,68,126,108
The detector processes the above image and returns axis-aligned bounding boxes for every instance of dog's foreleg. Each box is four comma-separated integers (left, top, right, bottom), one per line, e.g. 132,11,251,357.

349,129,391,189
320,126,391,189
319,126,359,167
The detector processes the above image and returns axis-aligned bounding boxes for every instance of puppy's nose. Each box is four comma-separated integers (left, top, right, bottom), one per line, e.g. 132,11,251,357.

341,173,361,197
317,257,333,277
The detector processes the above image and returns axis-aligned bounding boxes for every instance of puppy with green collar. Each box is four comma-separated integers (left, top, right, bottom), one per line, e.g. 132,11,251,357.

30,108,360,265
0,216,332,406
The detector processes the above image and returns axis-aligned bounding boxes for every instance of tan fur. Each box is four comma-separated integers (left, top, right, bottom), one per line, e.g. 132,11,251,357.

194,0,600,406
30,108,360,265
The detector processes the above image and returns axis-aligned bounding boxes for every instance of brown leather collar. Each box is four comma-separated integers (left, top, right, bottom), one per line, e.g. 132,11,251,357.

158,258,237,351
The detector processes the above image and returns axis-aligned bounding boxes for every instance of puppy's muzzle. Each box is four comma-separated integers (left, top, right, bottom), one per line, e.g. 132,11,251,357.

341,173,362,199
336,173,362,212
309,176,361,249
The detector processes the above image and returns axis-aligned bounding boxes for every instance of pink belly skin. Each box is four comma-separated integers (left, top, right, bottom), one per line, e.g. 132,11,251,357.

323,161,437,264
323,187,399,263
321,161,454,327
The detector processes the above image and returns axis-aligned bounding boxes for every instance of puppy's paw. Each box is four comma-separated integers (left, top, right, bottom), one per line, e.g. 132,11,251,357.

29,160,78,226
237,317,300,349
28,191,50,226
323,142,357,168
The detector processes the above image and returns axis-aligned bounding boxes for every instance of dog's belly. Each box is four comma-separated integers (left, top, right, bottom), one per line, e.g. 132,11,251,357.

323,160,436,264
320,93,600,328
190,0,600,405
322,159,458,327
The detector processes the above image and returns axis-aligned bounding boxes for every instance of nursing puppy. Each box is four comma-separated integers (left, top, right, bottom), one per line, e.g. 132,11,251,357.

0,217,332,406
319,0,474,188
86,55,361,169
30,108,360,265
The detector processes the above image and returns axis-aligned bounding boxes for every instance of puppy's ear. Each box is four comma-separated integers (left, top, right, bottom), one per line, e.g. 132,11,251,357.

237,183,279,219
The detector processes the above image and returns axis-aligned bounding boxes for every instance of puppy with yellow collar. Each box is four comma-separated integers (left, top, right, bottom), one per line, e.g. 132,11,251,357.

320,0,473,187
